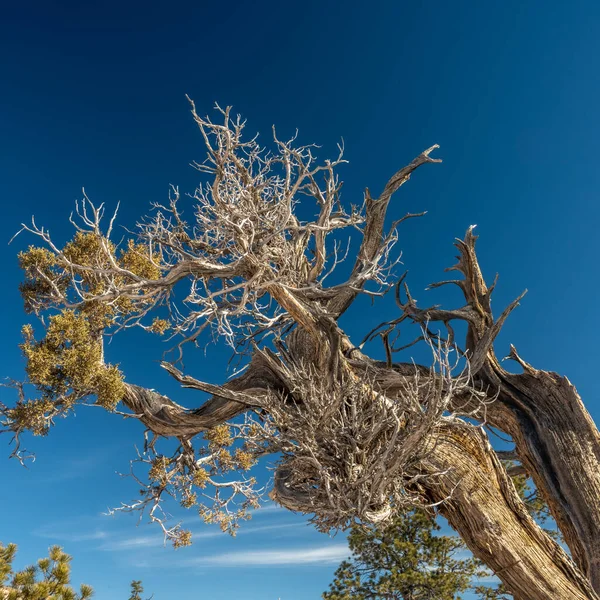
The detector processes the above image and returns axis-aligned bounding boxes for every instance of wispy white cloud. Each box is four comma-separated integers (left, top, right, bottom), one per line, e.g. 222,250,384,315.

98,521,304,552
35,529,109,542
33,515,111,543
186,544,349,567
187,521,302,541
98,534,164,551
253,502,284,513
210,521,304,538
473,574,502,585
37,445,125,483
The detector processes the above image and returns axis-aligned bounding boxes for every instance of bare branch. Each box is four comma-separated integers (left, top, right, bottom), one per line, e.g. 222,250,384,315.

327,146,441,317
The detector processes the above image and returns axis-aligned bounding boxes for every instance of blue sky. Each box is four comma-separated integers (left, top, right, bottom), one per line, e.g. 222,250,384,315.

1,0,600,598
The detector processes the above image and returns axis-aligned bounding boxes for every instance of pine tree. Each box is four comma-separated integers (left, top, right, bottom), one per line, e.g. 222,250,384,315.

0,542,93,600
129,580,146,600
323,509,510,600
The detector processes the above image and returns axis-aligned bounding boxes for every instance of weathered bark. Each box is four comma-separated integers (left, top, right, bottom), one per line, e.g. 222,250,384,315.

121,351,281,437
327,145,441,318
425,424,598,600
348,350,600,591
476,352,600,590
127,348,600,599
122,383,246,437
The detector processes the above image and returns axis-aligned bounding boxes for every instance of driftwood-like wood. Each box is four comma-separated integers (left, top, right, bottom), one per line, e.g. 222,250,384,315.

6,104,600,599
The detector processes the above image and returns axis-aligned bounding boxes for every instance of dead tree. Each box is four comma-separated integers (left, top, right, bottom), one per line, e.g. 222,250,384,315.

3,101,600,600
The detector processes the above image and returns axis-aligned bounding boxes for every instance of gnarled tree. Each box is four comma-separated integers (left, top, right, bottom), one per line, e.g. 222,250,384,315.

3,101,600,600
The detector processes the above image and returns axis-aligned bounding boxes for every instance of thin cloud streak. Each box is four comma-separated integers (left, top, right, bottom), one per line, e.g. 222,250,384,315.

98,534,164,551
35,444,127,483
253,503,284,513
192,521,304,538
98,521,303,551
186,544,350,567
35,530,109,543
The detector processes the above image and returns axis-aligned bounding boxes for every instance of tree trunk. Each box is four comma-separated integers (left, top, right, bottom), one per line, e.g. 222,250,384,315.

422,423,598,600
477,355,600,591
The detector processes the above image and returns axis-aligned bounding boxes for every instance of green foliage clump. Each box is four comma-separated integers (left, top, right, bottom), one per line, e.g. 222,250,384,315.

323,509,510,600
171,530,193,549
204,424,233,448
191,467,209,488
119,240,161,281
14,231,165,430
20,311,124,409
23,311,102,391
62,231,112,268
0,542,93,600
19,232,161,321
94,364,125,410
148,456,172,485
18,246,65,314
10,311,125,438
149,318,170,335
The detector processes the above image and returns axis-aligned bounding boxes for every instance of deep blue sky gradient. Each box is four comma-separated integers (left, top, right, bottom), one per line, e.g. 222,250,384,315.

1,1,600,598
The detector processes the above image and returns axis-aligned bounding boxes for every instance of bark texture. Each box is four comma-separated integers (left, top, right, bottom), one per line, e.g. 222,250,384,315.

424,424,597,600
